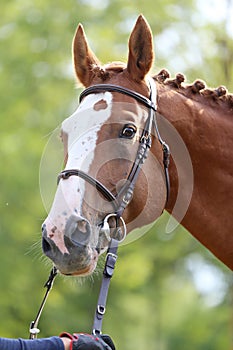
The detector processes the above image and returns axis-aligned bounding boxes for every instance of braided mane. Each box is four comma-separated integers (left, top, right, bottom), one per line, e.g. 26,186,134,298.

154,69,233,111
92,63,233,111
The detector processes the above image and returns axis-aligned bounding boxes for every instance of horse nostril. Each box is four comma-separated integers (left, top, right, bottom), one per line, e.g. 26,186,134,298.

42,236,52,253
65,215,91,247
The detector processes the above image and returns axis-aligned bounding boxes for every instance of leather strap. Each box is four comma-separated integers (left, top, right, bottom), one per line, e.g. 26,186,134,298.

58,169,117,207
79,84,157,111
92,239,119,335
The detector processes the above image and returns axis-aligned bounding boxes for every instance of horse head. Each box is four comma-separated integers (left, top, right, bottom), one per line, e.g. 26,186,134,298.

42,15,167,276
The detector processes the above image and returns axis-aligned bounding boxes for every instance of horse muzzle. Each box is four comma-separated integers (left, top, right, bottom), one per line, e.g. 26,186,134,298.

42,215,99,276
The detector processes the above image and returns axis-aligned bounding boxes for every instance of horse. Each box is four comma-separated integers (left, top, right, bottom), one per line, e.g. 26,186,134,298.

41,15,233,276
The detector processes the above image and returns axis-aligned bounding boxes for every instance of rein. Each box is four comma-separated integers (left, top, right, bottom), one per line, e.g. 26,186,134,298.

29,78,170,338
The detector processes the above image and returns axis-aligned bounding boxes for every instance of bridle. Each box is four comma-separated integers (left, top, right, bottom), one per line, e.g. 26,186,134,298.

29,77,170,338
57,78,170,222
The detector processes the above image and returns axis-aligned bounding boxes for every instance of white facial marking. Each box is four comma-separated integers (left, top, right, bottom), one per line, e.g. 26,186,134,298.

47,92,113,229
63,92,112,170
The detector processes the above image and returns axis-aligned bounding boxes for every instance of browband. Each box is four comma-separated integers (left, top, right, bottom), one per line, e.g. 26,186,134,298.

79,83,157,111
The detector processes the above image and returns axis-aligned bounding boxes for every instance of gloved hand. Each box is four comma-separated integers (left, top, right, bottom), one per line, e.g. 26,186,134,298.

60,332,116,350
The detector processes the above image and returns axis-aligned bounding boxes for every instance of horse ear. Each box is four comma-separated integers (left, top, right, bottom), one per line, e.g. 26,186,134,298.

72,24,100,87
127,15,154,81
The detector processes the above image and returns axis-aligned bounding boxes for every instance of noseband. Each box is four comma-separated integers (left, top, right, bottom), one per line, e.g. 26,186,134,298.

57,78,170,221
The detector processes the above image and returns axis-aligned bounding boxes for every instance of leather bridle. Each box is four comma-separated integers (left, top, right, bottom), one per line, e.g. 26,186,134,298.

57,78,170,222
29,78,170,339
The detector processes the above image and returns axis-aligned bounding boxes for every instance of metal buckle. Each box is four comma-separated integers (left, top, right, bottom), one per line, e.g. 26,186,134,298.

101,213,127,243
106,252,118,260
97,305,106,315
122,195,131,206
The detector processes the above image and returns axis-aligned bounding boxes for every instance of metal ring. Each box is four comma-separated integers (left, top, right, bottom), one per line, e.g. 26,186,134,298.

29,327,40,335
103,213,127,243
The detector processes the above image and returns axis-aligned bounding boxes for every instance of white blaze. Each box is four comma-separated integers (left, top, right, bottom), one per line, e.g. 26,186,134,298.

47,92,113,225
63,92,113,170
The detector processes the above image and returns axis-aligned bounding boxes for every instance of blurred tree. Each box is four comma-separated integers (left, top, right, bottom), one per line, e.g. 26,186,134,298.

0,0,232,348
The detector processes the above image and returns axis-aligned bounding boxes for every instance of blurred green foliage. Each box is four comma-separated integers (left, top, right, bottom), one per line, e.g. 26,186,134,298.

0,0,232,349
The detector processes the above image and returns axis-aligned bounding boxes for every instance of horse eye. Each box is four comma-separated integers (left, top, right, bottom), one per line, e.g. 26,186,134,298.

120,124,137,139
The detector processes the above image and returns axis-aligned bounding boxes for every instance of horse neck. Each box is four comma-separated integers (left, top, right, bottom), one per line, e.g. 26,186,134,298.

157,82,233,270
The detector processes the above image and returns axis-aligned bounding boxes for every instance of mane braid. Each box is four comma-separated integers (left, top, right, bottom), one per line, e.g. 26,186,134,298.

155,69,233,110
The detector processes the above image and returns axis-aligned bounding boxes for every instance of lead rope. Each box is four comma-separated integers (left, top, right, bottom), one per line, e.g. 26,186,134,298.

29,266,58,339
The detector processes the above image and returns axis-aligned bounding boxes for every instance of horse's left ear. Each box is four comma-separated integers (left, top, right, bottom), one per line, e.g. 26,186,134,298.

127,15,154,81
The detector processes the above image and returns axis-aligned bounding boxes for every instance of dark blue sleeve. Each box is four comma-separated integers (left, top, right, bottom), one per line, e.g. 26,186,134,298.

0,336,64,350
